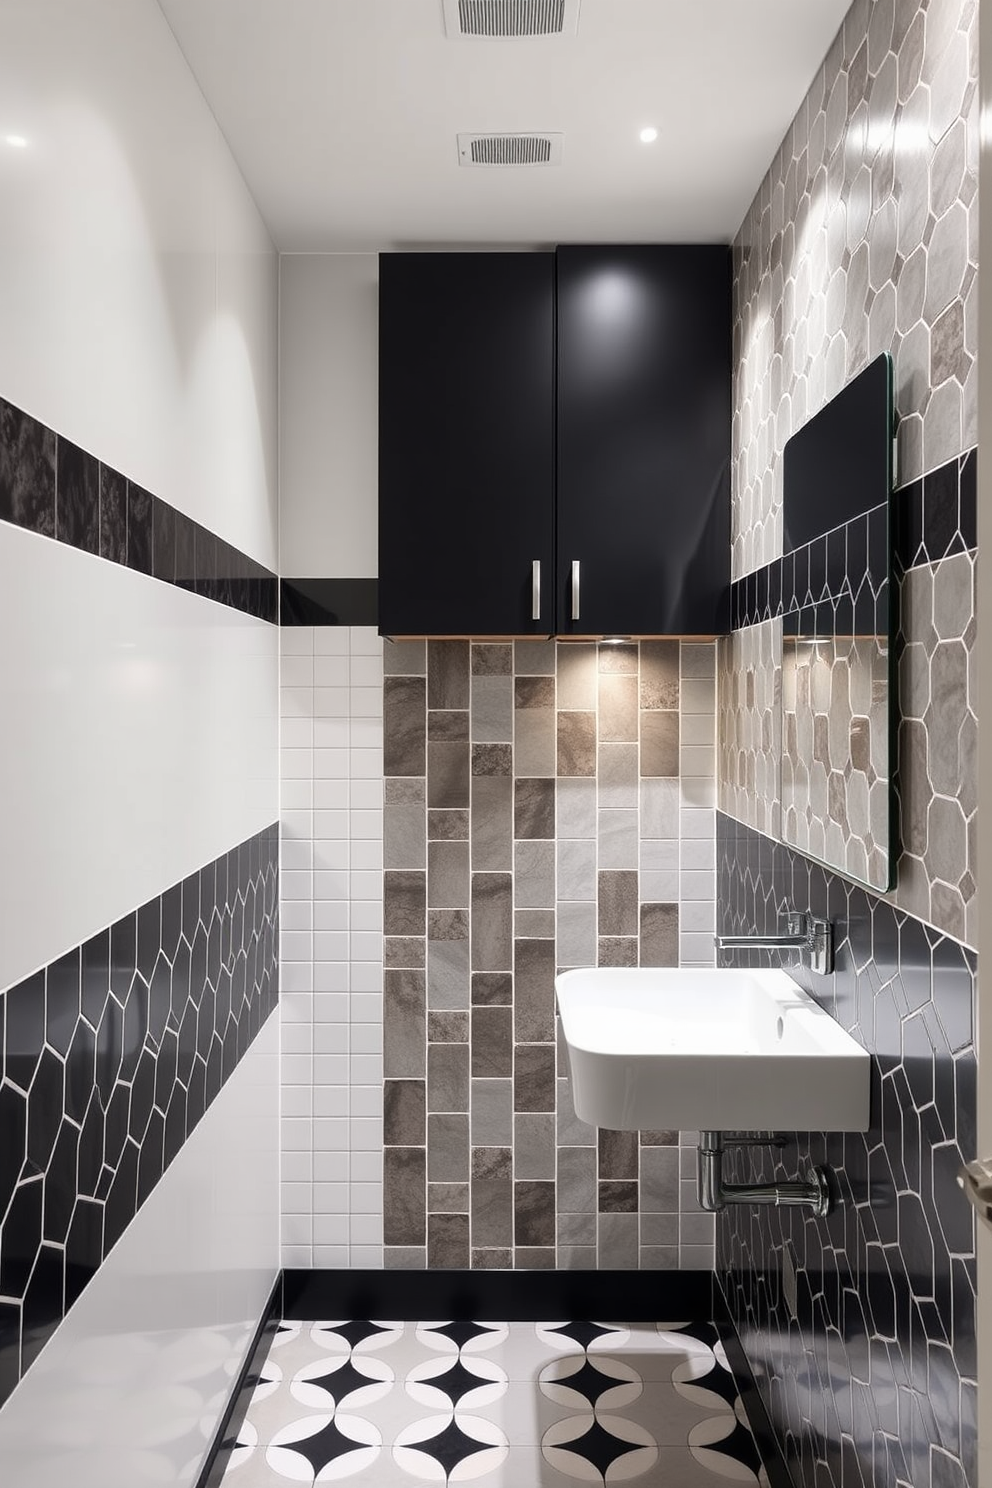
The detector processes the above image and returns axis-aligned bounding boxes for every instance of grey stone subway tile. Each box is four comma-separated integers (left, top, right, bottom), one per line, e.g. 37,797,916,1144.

558,1211,597,1246
598,672,638,743
680,642,716,679
470,776,513,872
384,1079,426,1145
514,1044,556,1112
640,1246,679,1270
556,645,597,709
557,711,597,776
598,809,638,870
384,803,426,870
471,1079,512,1146
598,742,639,808
598,1212,638,1269
471,971,512,1006
383,870,426,936
640,1146,680,1212
515,706,556,778
428,808,470,841
471,873,513,971
472,1247,514,1268
472,642,512,675
427,909,470,1010
428,1212,470,1269
640,903,679,967
555,901,596,969
514,1113,556,1180
514,1179,556,1247
385,777,425,804
384,935,425,970
557,839,596,903
513,841,555,910
427,1112,469,1182
599,1128,638,1179
383,969,425,1078
514,937,556,1043
558,1245,598,1269
598,870,638,937
556,778,598,839
472,742,513,776
641,710,680,776
598,936,638,967
515,1247,555,1269
558,1148,597,1214
640,640,680,708
515,909,556,938
428,708,469,741
598,642,638,674
427,1010,469,1042
471,1006,513,1078
640,1212,679,1246
427,840,470,909
471,1146,513,1247
427,740,470,809
599,1180,638,1213
514,778,556,840
384,1247,426,1269
514,640,556,675
383,1146,426,1246
472,675,513,742
428,640,469,709
640,778,680,838
383,676,426,776
429,1182,469,1212
556,1075,597,1148
428,1042,470,1113
382,639,425,677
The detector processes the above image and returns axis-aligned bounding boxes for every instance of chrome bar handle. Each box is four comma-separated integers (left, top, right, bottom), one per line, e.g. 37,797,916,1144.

571,560,580,621
531,560,541,621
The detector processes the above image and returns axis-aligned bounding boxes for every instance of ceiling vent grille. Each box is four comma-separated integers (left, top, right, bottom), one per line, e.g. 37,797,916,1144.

457,132,563,166
442,0,580,38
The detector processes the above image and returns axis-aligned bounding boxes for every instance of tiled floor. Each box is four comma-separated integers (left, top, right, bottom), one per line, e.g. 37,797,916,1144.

222,1318,769,1485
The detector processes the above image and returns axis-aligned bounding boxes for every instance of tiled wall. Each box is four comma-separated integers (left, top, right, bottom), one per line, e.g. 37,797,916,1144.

0,823,279,1410
717,814,976,1488
278,631,721,1271
380,638,717,1271
716,4,979,1488
278,626,386,1268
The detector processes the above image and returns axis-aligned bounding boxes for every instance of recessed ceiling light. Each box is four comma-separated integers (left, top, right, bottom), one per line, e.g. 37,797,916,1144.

639,126,658,144
5,134,28,148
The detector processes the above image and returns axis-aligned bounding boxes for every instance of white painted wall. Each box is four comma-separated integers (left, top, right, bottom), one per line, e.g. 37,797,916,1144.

279,254,378,577
0,1012,280,1488
0,0,278,569
0,522,278,993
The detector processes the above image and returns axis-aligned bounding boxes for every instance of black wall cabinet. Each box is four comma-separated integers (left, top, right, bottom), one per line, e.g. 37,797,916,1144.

378,252,555,637
378,245,730,637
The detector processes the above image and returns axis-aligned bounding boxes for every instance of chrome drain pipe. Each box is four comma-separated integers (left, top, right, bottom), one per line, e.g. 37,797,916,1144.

697,1131,833,1217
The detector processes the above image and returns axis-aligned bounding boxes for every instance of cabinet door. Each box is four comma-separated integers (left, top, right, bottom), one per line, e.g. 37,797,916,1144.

378,252,555,636
556,246,730,636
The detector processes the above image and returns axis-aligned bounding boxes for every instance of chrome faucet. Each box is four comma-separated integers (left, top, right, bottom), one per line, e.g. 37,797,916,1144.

714,911,834,976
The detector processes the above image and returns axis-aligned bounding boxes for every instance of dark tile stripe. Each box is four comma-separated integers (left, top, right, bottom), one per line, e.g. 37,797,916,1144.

280,577,379,626
0,394,278,623
730,447,976,629
715,810,976,1488
0,822,280,1410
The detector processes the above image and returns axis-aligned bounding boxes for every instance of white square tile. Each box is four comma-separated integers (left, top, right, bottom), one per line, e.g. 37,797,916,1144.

313,809,348,840
313,1245,351,1267
314,655,349,687
350,1246,384,1268
681,778,716,809
314,1019,351,1052
314,688,350,718
680,901,715,933
350,869,383,898
281,655,314,688
281,961,314,993
313,1214,349,1243
350,1181,384,1213
280,900,313,933
281,1245,313,1268
350,1214,384,1245
313,1118,350,1151
280,1118,313,1153
680,745,715,777
280,992,313,1024
351,1151,383,1183
350,686,384,718
281,809,313,840
314,900,349,931
314,930,349,960
281,1055,312,1085
281,779,314,810
680,933,715,964
313,1053,350,1085
281,1024,313,1055
281,870,313,903
680,678,716,713
680,808,715,839
314,718,350,750
282,1085,313,1118
351,809,384,839
281,1213,313,1246
350,626,383,656
315,627,349,655
280,627,314,657
281,1151,311,1184
351,931,383,961
281,840,313,873
280,687,314,721
314,780,349,811
681,838,715,871
351,1024,383,1054
680,871,715,901
314,868,349,898
351,841,384,871
280,718,313,750
351,1114,384,1145
350,969,383,998
281,1182,313,1214
351,719,384,748
314,1151,349,1182
314,747,349,779
313,971,350,1001
642,872,678,901
351,655,383,687
351,900,383,932
281,748,313,780
314,1085,349,1117
351,1054,383,1084
313,1183,349,1215
351,748,385,780
350,778,383,809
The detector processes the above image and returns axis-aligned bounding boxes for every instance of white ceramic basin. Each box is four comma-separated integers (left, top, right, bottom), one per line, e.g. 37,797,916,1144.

555,966,871,1132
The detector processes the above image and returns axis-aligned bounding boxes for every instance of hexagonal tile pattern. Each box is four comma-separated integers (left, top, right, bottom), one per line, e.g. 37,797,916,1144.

0,823,279,1410
716,810,976,1488
732,0,977,579
716,620,781,840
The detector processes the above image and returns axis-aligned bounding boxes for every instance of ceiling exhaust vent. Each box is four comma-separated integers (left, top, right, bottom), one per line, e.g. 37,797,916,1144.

442,0,580,39
457,132,564,166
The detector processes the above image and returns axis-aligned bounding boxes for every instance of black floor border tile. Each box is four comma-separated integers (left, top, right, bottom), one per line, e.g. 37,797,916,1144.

281,1266,715,1322
713,1276,795,1488
195,1274,283,1488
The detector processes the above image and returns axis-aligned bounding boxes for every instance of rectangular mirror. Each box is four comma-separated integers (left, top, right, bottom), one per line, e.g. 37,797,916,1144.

779,353,895,892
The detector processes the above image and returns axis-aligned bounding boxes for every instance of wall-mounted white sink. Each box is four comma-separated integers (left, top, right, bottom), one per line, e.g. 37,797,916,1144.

555,967,871,1133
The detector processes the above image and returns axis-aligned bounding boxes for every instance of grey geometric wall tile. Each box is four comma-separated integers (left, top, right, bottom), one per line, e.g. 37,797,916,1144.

598,672,638,742
428,640,469,709
0,823,278,1407
470,777,513,873
471,675,514,743
556,711,597,776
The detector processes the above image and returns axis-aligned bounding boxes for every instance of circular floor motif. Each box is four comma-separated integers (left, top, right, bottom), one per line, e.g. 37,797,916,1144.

310,1321,404,1354
538,1322,630,1353
267,1412,382,1482
393,1412,509,1482
672,1354,740,1412
291,1352,394,1411
542,1414,658,1483
406,1353,507,1410
224,1417,257,1472
417,1321,509,1355
250,1357,283,1406
539,1353,641,1411
688,1415,763,1483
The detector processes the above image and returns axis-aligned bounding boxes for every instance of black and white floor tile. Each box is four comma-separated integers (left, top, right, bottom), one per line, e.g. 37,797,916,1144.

221,1319,768,1486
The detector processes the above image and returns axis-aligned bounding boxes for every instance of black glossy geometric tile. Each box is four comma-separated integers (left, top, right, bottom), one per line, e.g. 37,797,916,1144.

0,823,279,1409
716,813,976,1488
0,393,279,622
220,1317,770,1485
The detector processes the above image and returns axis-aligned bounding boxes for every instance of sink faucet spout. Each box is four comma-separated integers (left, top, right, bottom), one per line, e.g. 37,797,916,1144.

714,911,834,976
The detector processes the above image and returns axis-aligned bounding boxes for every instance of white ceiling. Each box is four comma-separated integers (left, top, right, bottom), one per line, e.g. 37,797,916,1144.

157,0,852,253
